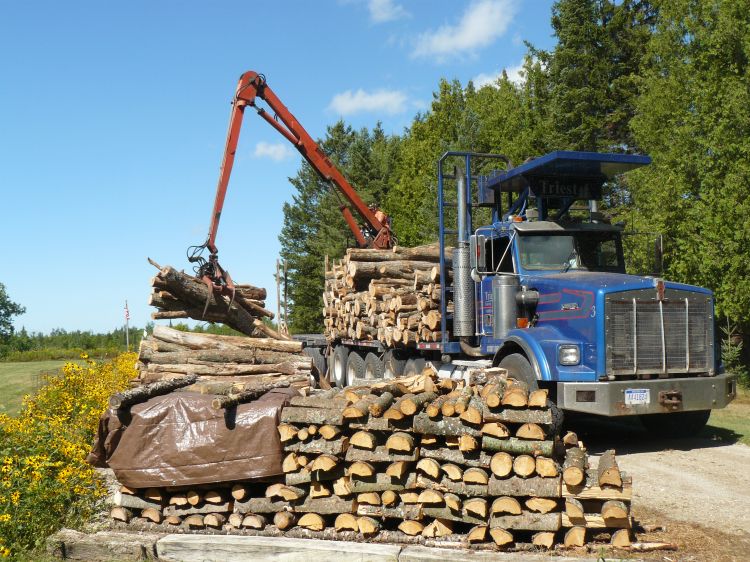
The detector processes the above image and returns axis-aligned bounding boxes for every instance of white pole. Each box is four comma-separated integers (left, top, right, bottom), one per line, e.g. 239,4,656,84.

125,300,130,351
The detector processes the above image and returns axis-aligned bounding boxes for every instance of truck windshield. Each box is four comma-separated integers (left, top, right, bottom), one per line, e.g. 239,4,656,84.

518,232,624,273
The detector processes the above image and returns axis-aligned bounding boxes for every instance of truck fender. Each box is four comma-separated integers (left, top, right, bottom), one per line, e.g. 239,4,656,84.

492,332,551,381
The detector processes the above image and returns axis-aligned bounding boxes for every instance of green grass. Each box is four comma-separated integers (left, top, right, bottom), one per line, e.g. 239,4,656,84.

702,387,750,446
0,360,72,416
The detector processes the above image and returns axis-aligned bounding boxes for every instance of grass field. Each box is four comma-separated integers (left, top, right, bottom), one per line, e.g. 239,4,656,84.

703,386,750,446
0,360,72,416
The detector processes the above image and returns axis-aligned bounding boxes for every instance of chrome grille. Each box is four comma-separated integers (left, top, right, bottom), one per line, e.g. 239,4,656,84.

605,289,714,376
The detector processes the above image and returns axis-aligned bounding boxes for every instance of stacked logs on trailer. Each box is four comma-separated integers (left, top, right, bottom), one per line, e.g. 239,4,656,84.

132,325,312,394
147,258,289,341
109,367,645,552
323,244,453,345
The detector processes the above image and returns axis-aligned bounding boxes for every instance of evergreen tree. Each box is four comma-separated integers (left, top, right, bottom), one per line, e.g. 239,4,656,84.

0,283,25,342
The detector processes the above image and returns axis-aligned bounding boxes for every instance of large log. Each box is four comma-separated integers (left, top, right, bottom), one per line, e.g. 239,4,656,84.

109,374,198,409
488,476,562,498
413,413,480,437
482,436,554,457
153,325,300,352
490,512,562,531
293,497,356,515
145,360,310,377
140,346,305,366
211,378,301,409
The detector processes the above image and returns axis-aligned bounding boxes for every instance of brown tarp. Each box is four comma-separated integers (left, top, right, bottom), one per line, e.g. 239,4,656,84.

87,388,296,488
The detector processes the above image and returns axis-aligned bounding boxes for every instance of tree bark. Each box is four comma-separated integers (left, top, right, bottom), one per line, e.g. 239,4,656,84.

109,374,198,409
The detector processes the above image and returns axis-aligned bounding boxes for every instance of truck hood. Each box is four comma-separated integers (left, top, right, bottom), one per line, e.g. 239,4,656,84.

523,271,711,296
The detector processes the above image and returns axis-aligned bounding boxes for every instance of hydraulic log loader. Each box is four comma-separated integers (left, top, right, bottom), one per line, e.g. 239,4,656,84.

192,71,737,437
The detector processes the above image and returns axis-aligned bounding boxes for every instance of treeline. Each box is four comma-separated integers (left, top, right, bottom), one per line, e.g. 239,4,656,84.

280,0,750,352
0,326,145,362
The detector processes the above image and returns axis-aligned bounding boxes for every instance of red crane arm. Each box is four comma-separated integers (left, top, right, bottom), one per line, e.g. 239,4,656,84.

206,71,393,254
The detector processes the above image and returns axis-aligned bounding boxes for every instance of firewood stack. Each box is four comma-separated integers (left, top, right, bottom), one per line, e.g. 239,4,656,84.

323,244,453,345
147,259,289,340
133,326,312,393
109,367,635,551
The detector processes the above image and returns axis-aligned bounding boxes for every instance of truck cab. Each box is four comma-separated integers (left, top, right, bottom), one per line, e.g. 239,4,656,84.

434,151,736,434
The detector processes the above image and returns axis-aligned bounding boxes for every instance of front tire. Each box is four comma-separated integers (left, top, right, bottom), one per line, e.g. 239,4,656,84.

640,410,711,438
302,347,326,388
498,353,538,389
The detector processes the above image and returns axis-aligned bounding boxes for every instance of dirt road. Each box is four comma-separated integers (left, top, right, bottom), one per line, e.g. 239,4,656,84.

572,414,750,560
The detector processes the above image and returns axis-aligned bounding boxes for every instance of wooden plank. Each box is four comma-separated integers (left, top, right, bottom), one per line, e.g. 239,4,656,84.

562,514,632,529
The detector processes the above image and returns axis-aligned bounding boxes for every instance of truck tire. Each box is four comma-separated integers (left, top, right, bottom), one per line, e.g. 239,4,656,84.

383,350,406,379
364,353,384,380
331,345,349,388
403,357,426,377
498,353,539,390
346,352,366,387
639,410,711,438
302,347,326,388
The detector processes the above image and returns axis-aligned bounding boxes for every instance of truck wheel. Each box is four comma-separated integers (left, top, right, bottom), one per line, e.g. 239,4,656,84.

346,352,366,387
331,345,349,388
639,410,711,438
364,353,384,380
302,347,326,388
383,350,406,379
403,357,426,377
498,353,539,390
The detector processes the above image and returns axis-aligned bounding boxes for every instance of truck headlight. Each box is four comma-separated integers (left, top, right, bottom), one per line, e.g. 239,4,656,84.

558,345,580,366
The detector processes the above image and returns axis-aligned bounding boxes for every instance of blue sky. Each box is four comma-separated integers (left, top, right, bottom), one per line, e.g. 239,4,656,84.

0,0,556,333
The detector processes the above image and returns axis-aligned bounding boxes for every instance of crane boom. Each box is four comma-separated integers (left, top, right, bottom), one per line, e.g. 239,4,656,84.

190,71,394,294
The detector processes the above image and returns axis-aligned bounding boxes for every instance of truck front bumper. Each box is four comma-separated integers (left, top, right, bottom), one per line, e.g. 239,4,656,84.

557,372,737,416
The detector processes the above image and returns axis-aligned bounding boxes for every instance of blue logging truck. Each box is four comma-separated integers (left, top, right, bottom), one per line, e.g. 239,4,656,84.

307,150,737,437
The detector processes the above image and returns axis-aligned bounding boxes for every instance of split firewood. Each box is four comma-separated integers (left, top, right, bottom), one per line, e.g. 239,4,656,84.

332,476,352,497
501,379,529,407
611,528,632,547
381,490,398,507
400,491,420,504
416,458,441,480
140,507,163,524
563,447,587,486
525,497,558,514
309,482,332,499
204,513,226,529
598,450,623,488
467,525,487,543
417,489,444,505
463,467,489,485
278,424,298,443
565,497,585,519
528,389,549,408
319,425,341,440
489,528,514,546
400,391,438,416
186,490,201,506
308,454,339,473
169,494,188,506
334,513,359,532
458,434,479,453
463,497,488,518
490,452,514,478
422,518,453,538
532,531,555,549
349,430,378,451
357,515,381,536
535,456,559,478
441,463,463,482
564,526,586,547
348,461,375,478
164,515,181,526
491,496,522,516
562,431,579,448
481,422,510,438
369,392,394,417
385,461,412,479
516,423,546,440
184,514,205,529
203,490,223,504
241,514,267,530
297,513,325,531
273,511,297,530
443,493,461,511
385,432,414,452
398,520,425,536
601,500,629,520
513,454,537,478
110,506,132,522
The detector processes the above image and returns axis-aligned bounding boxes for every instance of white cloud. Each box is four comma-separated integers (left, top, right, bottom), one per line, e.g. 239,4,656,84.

412,0,518,61
253,141,294,162
328,89,408,116
473,60,525,88
368,0,408,23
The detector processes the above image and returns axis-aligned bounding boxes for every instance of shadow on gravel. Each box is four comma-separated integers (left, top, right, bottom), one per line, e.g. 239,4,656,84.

564,413,742,455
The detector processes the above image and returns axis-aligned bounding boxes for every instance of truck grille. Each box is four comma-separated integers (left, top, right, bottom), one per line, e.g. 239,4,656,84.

605,289,714,376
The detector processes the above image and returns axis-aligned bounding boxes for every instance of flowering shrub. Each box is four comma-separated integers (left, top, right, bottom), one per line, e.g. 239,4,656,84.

0,353,135,557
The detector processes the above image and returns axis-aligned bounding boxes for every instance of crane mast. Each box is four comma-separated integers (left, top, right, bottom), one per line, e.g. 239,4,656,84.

189,71,394,296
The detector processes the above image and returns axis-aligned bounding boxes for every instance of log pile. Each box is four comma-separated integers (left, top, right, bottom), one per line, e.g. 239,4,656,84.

108,367,638,551
147,259,288,340
323,244,452,345
133,325,311,393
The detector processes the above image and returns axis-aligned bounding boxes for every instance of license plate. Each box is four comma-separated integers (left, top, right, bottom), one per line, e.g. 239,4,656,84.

624,388,650,405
